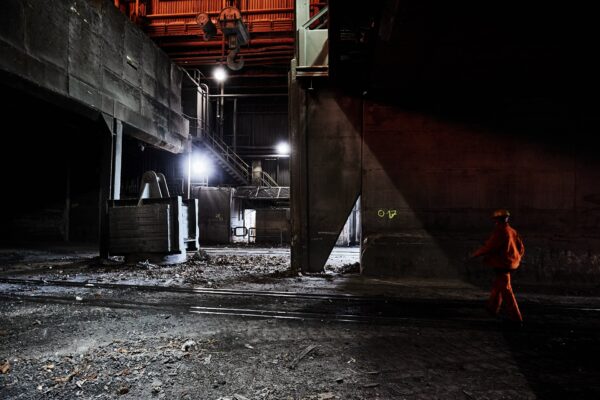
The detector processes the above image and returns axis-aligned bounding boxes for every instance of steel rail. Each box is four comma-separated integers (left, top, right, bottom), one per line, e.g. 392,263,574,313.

1,277,599,314
1,293,598,334
0,292,405,324
0,277,403,302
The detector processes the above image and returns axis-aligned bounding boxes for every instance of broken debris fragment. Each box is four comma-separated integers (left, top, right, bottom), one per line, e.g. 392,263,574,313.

181,339,197,352
363,382,380,388
0,360,10,374
116,384,129,395
53,369,79,383
317,393,335,400
289,344,317,369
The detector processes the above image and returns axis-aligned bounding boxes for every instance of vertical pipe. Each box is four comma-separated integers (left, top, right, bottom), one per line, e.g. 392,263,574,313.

112,119,123,200
204,87,209,134
220,82,225,138
135,0,140,16
186,146,192,199
233,98,238,152
200,83,210,136
196,86,202,137
215,91,220,138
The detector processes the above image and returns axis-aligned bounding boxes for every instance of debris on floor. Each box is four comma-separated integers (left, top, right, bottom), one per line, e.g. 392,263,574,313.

1,360,10,374
2,245,599,399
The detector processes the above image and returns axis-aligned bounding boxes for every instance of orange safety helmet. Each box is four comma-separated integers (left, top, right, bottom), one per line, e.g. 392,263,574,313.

492,209,510,218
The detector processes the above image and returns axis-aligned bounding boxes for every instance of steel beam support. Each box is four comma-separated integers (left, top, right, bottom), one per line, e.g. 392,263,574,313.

99,116,124,257
99,118,114,259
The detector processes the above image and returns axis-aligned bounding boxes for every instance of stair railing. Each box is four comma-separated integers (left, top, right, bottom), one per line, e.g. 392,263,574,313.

259,171,279,187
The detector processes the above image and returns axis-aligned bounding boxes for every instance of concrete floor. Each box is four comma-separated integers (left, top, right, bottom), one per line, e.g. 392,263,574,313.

1,245,599,399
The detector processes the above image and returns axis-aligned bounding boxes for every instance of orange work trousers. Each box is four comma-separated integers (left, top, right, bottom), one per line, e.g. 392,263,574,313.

488,271,523,322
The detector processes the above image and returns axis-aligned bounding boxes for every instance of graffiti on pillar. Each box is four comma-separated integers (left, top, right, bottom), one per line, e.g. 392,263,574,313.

377,209,398,219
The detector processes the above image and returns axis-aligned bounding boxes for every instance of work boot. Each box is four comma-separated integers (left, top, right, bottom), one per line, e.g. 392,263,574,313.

485,305,498,317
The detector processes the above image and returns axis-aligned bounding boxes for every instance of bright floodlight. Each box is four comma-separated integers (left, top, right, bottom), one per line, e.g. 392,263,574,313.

276,142,290,155
192,155,213,177
213,66,227,82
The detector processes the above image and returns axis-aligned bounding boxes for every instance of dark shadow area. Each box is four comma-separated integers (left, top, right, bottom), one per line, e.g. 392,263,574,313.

0,84,104,245
288,271,600,398
120,135,186,199
501,320,600,399
324,1,600,398
327,0,600,284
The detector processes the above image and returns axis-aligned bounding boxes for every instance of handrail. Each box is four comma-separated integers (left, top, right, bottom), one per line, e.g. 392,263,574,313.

203,132,250,181
185,77,283,187
260,171,279,187
186,81,250,183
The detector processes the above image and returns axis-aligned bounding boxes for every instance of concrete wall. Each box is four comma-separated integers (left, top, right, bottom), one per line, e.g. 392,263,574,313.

0,0,188,153
360,102,600,283
291,87,600,283
289,0,600,283
353,1,600,283
255,208,290,245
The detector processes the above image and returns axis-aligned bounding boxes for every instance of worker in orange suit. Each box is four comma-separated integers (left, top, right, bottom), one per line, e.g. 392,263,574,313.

471,209,525,325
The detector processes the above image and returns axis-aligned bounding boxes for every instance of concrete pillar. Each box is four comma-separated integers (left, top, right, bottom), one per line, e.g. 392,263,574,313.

290,78,362,272
289,65,309,273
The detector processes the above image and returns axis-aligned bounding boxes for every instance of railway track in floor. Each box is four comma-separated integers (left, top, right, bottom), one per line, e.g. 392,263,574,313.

1,277,599,332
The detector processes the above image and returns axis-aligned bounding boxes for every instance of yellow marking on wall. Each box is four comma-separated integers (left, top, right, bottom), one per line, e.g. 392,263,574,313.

377,209,398,219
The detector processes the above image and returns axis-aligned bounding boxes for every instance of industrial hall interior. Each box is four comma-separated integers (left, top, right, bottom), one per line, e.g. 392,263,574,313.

1,1,600,399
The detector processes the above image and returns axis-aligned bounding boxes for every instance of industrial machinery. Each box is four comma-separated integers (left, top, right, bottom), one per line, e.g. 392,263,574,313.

196,12,217,41
196,4,250,70
108,171,199,264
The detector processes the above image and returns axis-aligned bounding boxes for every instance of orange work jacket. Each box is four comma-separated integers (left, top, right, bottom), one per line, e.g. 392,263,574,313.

473,222,525,270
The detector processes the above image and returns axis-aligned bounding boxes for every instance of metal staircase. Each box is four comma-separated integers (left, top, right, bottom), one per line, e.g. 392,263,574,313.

193,130,281,187
195,131,249,185
185,70,282,188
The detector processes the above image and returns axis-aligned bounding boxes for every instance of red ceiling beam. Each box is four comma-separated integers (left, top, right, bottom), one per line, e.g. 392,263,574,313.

175,56,292,64
145,25,294,38
172,51,293,61
167,50,293,59
158,38,294,48
145,8,295,19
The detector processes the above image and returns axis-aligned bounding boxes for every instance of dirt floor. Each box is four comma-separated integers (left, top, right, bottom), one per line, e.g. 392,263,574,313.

1,245,600,399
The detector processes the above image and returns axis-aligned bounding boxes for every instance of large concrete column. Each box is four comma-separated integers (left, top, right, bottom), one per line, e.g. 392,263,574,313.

289,67,309,273
290,78,362,272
